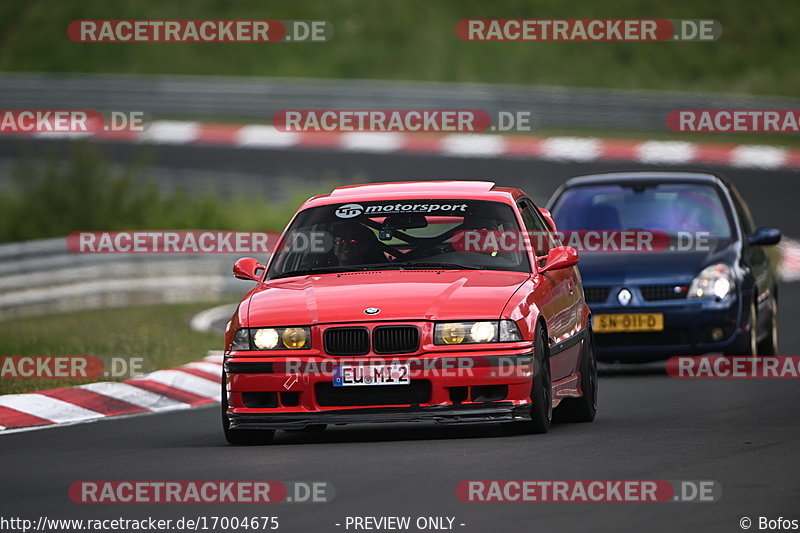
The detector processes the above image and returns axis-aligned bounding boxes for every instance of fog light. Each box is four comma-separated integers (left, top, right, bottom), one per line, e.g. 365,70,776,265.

440,323,467,344
711,327,724,341
282,327,308,349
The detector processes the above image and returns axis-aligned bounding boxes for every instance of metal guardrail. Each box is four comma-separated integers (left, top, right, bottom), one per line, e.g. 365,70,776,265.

1,235,797,321
1,73,799,132
0,237,256,320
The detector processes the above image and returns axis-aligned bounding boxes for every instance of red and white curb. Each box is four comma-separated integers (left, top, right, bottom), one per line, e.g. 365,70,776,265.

7,121,800,170
0,351,223,434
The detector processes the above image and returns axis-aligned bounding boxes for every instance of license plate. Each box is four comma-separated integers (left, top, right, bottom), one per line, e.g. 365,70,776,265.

333,364,410,386
594,313,664,333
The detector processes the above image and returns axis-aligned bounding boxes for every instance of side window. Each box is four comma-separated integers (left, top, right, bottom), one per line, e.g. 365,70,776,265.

518,200,553,256
729,186,754,236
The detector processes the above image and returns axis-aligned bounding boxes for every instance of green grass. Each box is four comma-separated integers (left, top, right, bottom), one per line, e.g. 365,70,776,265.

0,142,325,243
0,302,229,394
0,0,797,97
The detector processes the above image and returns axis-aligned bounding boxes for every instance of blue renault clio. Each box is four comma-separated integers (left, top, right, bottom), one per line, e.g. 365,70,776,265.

547,172,781,361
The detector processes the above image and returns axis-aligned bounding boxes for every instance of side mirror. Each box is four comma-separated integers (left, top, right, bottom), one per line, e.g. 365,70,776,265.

539,246,579,273
233,257,265,281
538,207,557,233
748,227,781,246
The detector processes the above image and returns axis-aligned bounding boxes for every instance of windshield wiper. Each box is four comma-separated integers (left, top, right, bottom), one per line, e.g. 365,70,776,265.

270,262,484,279
269,264,397,279
396,262,483,270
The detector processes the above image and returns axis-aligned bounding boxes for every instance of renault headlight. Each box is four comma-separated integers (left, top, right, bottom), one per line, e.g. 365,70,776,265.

688,264,734,300
230,327,312,350
434,320,522,345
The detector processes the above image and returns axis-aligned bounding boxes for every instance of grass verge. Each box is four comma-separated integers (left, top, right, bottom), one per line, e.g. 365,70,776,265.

0,302,229,395
0,0,797,97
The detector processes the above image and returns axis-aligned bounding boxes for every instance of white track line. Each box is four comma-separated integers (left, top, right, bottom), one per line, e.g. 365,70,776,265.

237,125,299,147
730,145,788,169
441,134,506,157
140,121,200,144
540,137,601,161
340,132,403,152
636,141,697,164
190,303,237,333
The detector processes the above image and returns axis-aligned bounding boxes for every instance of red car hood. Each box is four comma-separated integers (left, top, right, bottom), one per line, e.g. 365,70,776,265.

246,270,530,326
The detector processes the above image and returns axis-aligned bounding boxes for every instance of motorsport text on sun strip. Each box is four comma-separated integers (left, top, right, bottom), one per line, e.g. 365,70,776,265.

68,20,334,43
457,19,721,42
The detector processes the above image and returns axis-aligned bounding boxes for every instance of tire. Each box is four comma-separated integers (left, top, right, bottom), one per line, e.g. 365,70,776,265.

726,301,758,356
221,371,275,446
554,327,598,423
503,324,552,435
757,296,778,356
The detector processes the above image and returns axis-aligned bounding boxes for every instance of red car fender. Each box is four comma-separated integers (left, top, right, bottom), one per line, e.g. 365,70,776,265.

224,291,255,349
500,276,541,342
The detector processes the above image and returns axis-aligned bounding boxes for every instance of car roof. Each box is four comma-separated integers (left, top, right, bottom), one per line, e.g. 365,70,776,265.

561,171,727,189
301,180,527,208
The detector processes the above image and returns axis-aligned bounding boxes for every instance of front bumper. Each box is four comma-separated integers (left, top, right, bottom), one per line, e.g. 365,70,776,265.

591,293,744,358
229,403,532,430
224,349,534,430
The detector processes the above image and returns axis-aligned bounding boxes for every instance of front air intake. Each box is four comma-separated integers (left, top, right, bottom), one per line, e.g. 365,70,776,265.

324,327,370,356
373,326,420,354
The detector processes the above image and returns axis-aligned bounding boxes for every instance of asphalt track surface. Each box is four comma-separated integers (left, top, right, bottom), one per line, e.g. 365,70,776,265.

1,137,800,532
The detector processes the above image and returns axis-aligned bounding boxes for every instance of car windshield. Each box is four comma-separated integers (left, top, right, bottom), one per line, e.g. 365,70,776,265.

267,199,530,278
550,183,733,238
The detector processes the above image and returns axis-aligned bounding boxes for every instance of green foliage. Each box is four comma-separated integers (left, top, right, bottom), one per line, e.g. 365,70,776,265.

0,0,797,96
0,143,314,243
0,302,225,394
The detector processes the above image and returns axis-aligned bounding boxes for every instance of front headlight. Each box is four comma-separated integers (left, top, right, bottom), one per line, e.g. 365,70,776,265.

230,326,312,350
253,328,280,349
688,264,734,300
434,320,522,345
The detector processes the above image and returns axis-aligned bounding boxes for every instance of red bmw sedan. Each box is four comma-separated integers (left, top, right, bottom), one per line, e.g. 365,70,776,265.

222,181,597,444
